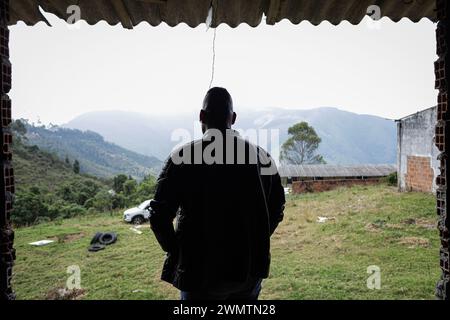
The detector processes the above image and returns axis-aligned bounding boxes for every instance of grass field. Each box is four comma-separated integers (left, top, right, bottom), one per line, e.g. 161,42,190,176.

12,184,440,300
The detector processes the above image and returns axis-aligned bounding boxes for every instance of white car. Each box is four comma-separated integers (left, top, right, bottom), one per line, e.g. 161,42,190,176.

123,200,151,225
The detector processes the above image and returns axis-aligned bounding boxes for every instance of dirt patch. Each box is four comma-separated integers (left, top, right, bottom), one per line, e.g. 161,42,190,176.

386,223,403,230
398,236,430,248
365,219,387,232
415,218,436,230
400,218,436,230
50,232,85,243
46,288,86,300
365,223,381,232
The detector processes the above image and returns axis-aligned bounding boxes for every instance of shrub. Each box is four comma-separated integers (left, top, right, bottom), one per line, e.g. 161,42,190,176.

386,172,398,186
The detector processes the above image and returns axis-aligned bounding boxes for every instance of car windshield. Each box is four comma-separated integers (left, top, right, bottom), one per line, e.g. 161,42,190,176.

138,200,150,209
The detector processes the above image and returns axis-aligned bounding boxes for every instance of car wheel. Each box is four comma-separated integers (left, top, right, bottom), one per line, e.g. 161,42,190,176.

132,215,144,225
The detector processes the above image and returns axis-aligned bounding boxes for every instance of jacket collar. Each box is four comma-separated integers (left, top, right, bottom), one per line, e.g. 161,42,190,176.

202,128,241,140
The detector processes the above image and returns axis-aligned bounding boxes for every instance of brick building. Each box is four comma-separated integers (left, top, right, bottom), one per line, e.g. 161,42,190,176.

279,164,396,194
396,106,440,193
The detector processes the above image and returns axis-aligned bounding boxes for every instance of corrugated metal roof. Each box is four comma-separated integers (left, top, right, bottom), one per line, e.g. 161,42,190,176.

278,164,397,178
9,0,437,29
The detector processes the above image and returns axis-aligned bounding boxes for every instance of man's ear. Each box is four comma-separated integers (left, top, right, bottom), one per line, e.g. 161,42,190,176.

199,110,206,123
231,112,237,125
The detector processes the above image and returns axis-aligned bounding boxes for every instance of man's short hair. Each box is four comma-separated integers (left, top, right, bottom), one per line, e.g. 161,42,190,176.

202,87,233,125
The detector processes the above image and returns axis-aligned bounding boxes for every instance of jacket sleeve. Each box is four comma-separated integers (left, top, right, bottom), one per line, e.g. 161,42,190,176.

268,170,285,235
258,148,286,235
149,157,180,253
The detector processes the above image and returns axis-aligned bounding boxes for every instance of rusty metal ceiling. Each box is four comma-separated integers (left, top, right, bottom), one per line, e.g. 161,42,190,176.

9,0,437,29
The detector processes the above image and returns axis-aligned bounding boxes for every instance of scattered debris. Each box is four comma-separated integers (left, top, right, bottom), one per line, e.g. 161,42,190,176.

46,288,86,300
130,227,143,235
317,216,335,223
29,240,54,246
132,289,146,293
398,236,430,248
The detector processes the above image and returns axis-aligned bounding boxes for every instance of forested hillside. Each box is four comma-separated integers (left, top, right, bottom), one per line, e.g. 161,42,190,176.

23,122,162,179
11,121,157,226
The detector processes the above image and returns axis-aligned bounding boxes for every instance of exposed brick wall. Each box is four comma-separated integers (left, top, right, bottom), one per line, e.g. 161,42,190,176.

0,0,14,300
435,0,450,300
405,156,434,192
292,178,382,194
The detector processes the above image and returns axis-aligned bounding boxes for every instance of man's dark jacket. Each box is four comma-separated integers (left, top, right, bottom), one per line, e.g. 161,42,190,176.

149,130,285,292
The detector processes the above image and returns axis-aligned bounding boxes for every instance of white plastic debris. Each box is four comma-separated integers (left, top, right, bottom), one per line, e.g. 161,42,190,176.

29,240,54,246
129,227,142,235
317,216,335,223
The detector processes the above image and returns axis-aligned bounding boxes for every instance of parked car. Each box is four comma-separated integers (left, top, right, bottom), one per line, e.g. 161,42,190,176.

123,199,151,225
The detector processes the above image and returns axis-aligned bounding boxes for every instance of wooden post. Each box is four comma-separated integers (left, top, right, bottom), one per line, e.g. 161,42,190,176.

0,0,15,300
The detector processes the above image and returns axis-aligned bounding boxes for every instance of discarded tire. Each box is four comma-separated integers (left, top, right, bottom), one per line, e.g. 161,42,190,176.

88,244,105,252
98,232,117,245
88,232,117,252
90,232,102,245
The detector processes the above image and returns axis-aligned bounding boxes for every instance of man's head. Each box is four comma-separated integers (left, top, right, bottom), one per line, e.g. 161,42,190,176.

200,87,236,133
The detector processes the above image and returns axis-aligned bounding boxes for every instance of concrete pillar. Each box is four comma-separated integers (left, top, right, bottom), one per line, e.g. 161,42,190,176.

0,0,15,300
435,0,450,300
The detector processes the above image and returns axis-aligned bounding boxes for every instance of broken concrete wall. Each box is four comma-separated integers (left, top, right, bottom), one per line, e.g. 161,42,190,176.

397,106,440,193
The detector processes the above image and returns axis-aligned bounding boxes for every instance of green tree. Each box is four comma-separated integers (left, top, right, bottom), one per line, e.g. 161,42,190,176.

123,179,137,197
280,121,326,165
113,174,128,193
12,188,49,226
73,159,80,174
92,190,112,212
11,119,27,136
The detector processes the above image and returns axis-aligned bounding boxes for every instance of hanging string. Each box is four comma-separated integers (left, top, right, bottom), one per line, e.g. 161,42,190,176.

209,27,217,89
208,0,218,90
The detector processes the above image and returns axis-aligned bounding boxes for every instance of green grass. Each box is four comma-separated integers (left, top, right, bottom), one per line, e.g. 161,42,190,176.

12,184,440,300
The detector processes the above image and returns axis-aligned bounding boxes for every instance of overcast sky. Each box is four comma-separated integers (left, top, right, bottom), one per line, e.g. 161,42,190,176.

9,11,437,125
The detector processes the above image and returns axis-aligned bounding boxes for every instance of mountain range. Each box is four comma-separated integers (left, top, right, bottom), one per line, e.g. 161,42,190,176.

65,107,397,165
24,123,162,179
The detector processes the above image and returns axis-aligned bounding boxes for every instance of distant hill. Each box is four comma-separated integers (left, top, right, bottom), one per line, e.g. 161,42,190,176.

23,123,162,179
11,134,110,225
65,107,396,165
13,135,108,195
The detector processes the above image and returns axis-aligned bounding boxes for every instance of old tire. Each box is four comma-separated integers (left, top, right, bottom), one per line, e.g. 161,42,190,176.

88,244,105,252
98,232,117,245
90,232,102,245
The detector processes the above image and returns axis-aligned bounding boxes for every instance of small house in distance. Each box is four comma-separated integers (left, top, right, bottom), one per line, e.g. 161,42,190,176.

279,164,397,194
396,106,439,193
